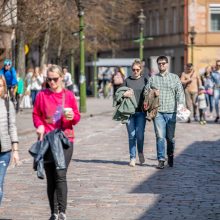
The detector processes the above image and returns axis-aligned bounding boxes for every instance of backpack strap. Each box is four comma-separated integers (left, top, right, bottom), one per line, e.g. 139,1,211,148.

4,97,10,133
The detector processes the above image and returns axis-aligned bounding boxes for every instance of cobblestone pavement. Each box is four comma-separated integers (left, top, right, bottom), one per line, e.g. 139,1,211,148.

0,98,220,220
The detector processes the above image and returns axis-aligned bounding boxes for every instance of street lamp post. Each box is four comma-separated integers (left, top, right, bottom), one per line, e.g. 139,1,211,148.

93,37,98,98
70,48,75,84
138,9,146,61
75,0,86,113
189,26,196,64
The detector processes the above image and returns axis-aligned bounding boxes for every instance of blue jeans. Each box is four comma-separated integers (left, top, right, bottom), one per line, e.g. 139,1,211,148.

126,112,146,160
214,88,220,117
153,112,176,161
205,94,214,113
0,151,11,205
31,90,40,106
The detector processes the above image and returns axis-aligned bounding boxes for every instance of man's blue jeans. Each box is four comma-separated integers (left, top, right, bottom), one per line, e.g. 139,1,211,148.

0,151,11,205
214,88,220,117
153,112,176,161
126,112,146,160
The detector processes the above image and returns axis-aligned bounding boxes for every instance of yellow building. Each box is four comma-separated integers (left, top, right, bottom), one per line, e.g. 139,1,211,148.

188,0,220,73
105,0,220,75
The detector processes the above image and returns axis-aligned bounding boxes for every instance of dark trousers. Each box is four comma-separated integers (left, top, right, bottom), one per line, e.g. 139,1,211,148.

67,84,73,91
31,90,40,106
44,144,73,214
15,93,21,113
199,108,206,121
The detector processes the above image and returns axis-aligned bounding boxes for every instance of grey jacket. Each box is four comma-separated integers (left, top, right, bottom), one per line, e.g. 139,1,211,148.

0,98,18,152
113,86,137,124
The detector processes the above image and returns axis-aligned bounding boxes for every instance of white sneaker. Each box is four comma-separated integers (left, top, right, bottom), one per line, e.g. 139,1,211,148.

59,212,66,220
49,214,58,220
138,153,145,165
208,114,213,119
129,159,136,167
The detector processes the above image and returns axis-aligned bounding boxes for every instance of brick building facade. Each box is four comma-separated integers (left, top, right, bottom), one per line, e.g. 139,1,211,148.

100,0,220,75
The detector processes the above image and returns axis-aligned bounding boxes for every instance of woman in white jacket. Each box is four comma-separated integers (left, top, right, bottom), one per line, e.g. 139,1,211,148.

30,67,44,106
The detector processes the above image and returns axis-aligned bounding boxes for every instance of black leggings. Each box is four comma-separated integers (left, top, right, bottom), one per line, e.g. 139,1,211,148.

44,144,73,214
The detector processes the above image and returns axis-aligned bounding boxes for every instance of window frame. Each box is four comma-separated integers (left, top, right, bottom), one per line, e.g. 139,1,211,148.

209,4,220,32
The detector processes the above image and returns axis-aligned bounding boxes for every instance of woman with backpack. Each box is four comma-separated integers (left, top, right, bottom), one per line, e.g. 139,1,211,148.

0,75,19,205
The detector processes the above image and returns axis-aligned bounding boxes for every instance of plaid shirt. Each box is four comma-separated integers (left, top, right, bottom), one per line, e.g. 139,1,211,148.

145,72,185,113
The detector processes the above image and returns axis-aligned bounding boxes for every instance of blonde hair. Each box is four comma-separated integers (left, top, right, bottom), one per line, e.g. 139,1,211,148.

131,59,143,74
0,75,7,98
47,65,64,88
47,65,64,77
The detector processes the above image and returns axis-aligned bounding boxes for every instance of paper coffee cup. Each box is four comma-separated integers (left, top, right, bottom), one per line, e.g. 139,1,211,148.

64,107,72,116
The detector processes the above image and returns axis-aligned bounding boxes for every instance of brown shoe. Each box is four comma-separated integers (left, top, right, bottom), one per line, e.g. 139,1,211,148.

138,153,145,165
156,160,165,169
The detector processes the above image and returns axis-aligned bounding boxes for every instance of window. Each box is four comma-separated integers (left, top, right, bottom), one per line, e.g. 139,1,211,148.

210,4,220,31
172,7,177,33
179,6,184,32
164,8,169,34
155,10,160,35
149,11,153,36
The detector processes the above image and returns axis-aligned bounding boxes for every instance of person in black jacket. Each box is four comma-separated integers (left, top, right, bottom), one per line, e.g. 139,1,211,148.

123,59,147,167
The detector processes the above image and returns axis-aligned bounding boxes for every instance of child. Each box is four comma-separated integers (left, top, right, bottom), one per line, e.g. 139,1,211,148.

196,86,207,125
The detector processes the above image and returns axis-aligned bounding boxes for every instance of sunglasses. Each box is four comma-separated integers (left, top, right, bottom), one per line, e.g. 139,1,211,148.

158,62,167,66
46,77,59,82
132,68,141,72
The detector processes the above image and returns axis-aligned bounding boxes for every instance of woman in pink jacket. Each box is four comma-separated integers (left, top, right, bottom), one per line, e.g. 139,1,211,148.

33,65,80,220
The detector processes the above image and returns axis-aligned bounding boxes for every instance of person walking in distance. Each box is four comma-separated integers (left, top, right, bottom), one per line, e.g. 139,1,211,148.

0,59,17,105
63,66,74,92
180,63,201,122
196,86,207,125
15,71,24,113
201,65,214,118
111,67,125,97
211,60,220,122
30,66,44,106
145,56,185,169
0,75,19,205
33,65,80,220
124,59,147,167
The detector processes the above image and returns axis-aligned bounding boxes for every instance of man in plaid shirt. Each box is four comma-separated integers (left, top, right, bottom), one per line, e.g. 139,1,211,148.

145,56,185,169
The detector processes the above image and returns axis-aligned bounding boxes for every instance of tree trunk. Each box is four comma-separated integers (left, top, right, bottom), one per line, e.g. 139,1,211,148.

16,29,25,78
40,22,51,68
57,27,63,65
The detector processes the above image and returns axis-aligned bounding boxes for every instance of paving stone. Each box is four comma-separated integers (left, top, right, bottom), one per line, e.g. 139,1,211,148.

0,99,220,219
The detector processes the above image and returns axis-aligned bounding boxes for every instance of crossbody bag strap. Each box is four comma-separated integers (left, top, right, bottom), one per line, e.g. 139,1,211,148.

4,97,10,133
62,89,66,113
61,89,66,129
